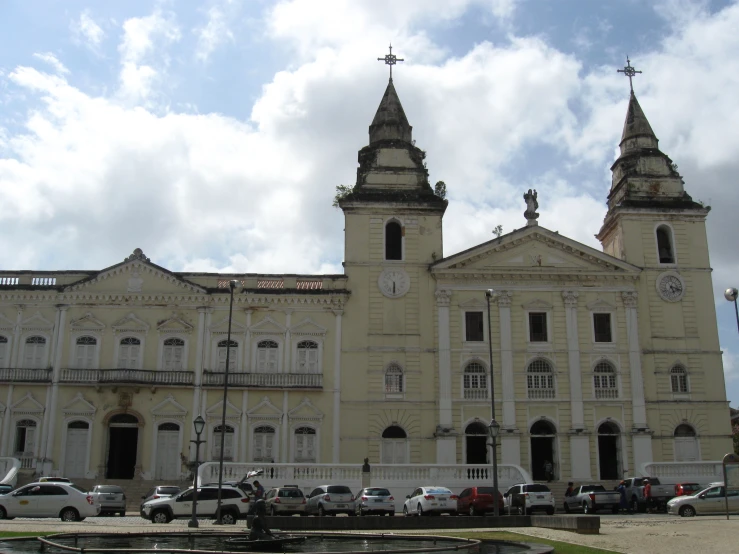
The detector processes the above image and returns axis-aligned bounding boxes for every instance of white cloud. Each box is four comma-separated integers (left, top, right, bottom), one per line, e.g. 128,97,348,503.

195,4,235,62
70,10,106,52
723,347,739,384
32,53,69,75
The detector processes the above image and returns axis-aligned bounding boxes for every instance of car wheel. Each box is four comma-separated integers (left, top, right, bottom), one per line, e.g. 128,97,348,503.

0,507,7,519
271,506,278,516
546,507,554,516
151,510,171,524
348,511,356,516
611,506,620,514
563,502,571,514
679,505,696,518
386,511,393,516
318,505,326,517
220,511,237,525
469,505,477,517
403,506,409,516
119,511,126,517
416,504,423,517
60,508,80,522
583,503,591,514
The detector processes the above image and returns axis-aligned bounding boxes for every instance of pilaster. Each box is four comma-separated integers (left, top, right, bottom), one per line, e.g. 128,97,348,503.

332,308,343,463
569,433,592,480
500,434,521,466
435,289,455,463
562,291,584,429
9,305,23,368
497,291,516,429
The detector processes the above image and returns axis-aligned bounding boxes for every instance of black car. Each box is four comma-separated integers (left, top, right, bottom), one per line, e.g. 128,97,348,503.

140,486,181,518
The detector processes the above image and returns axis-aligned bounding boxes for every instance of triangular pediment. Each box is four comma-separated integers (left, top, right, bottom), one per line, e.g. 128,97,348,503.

64,248,206,294
69,312,106,331
522,299,553,310
586,298,617,311
290,318,327,337
151,395,188,419
209,316,247,335
157,314,194,334
11,393,45,415
21,311,54,330
112,312,150,333
61,393,97,416
288,397,324,422
250,317,287,336
206,399,241,421
458,298,486,309
0,312,14,330
432,226,640,277
246,396,282,420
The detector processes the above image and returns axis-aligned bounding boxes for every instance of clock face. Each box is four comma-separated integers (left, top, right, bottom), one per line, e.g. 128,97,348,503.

657,272,685,302
378,268,410,298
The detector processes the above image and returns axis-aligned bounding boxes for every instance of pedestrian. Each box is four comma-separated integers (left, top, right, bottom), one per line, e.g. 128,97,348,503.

565,482,574,498
617,480,631,514
643,478,653,513
253,480,265,500
543,460,554,482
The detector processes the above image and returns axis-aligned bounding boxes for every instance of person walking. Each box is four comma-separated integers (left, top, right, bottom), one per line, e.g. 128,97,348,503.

617,480,631,514
543,460,554,482
565,482,575,498
643,478,653,513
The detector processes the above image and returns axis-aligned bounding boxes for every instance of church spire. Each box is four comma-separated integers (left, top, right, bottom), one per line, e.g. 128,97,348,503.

620,91,658,151
369,79,412,144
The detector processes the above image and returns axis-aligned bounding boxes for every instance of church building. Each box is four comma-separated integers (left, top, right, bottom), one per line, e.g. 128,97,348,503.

0,61,731,486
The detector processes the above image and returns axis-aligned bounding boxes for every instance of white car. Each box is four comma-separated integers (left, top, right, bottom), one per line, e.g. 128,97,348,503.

667,484,739,517
142,485,250,524
0,482,100,521
403,486,457,516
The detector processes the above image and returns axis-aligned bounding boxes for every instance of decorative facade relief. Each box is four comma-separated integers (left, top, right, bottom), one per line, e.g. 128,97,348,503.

562,291,579,308
621,291,638,308
435,289,452,306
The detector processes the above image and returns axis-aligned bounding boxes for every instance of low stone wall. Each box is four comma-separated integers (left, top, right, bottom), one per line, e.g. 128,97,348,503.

530,515,600,534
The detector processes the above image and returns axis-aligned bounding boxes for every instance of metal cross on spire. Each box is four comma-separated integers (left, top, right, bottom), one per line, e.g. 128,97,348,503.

617,56,642,92
377,43,404,81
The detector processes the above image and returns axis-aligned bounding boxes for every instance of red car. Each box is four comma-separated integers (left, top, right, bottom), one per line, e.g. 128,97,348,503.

674,482,702,497
457,486,505,516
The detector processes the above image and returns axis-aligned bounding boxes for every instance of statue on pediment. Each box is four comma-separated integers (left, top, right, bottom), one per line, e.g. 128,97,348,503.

524,189,539,226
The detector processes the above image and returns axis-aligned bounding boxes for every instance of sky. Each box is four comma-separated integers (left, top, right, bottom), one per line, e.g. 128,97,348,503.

1,0,739,407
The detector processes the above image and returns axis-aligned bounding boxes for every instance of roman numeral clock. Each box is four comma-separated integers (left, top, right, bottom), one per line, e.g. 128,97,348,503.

378,268,410,298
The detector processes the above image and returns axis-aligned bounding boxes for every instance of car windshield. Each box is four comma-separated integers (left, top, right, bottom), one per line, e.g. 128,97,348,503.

70,484,87,494
476,487,498,495
158,487,180,495
365,488,391,496
327,486,352,494
426,488,452,494
278,489,304,498
524,484,550,493
95,486,123,493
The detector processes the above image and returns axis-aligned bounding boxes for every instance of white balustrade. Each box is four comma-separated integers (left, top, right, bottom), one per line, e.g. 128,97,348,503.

0,368,52,382
202,372,322,388
640,461,724,483
59,369,193,385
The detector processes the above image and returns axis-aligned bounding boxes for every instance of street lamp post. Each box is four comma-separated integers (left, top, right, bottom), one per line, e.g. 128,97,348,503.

215,279,238,524
725,288,739,334
485,289,500,517
188,415,206,528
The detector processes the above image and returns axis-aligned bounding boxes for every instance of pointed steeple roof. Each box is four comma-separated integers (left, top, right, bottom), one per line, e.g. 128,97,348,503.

620,91,657,147
369,79,412,144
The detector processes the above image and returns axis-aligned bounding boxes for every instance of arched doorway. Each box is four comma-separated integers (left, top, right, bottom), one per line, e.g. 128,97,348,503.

530,420,557,481
155,422,180,480
64,420,90,478
381,425,408,464
674,424,699,461
465,421,488,464
107,413,139,479
597,422,621,480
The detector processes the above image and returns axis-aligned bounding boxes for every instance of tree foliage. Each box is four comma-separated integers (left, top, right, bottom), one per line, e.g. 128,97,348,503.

434,180,447,200
333,184,353,207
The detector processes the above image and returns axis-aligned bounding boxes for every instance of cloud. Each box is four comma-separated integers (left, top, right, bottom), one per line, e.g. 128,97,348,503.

194,4,235,62
70,10,106,52
723,347,739,384
32,53,69,75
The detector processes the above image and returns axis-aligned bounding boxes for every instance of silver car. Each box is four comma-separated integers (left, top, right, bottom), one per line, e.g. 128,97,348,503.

264,485,307,515
354,487,395,516
667,484,739,517
90,484,126,516
306,485,355,516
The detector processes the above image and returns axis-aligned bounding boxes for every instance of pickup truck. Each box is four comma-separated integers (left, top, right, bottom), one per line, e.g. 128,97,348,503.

563,484,621,514
623,477,674,513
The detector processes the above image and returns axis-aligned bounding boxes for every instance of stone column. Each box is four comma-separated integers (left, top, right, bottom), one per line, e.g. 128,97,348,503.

9,305,23,368
190,307,208,461
332,307,343,463
41,306,68,472
435,290,456,463
282,390,289,463
1,386,13,456
622,291,652,471
497,291,520,465
284,310,292,373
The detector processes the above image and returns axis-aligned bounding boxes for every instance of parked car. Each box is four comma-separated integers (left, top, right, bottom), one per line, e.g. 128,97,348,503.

0,484,13,495
674,482,702,497
403,486,458,516
622,477,674,513
141,485,250,524
0,482,100,521
562,484,621,514
457,486,504,516
668,484,739,517
354,487,395,516
306,485,356,516
38,477,72,483
140,486,182,517
503,483,555,515
90,485,126,516
264,485,307,515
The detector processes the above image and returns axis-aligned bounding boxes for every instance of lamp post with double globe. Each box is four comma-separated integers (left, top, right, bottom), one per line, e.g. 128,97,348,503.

485,289,500,517
188,415,206,528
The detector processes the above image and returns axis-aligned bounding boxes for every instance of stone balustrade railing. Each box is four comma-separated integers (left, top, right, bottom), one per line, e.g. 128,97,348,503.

0,368,52,383
59,369,194,385
202,372,322,388
639,461,724,483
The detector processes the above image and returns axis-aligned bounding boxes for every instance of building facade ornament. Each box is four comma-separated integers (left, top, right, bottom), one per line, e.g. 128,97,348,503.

523,189,539,226
435,289,452,306
562,290,579,308
621,291,638,308
496,290,513,307
125,248,150,263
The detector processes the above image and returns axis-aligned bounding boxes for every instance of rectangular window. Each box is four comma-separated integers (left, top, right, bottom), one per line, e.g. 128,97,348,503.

465,312,484,341
528,313,548,342
593,313,612,342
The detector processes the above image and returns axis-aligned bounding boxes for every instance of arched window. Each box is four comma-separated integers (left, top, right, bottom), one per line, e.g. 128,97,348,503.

384,363,403,394
110,413,139,425
75,336,97,369
385,221,403,260
527,359,555,399
256,340,278,373
24,335,47,368
217,339,238,371
163,337,185,371
294,426,316,462
253,425,275,462
463,362,488,399
296,340,319,373
670,365,689,393
68,420,90,429
212,424,235,461
0,335,8,368
117,337,141,369
593,361,618,399
14,419,37,457
656,225,675,263
381,425,407,463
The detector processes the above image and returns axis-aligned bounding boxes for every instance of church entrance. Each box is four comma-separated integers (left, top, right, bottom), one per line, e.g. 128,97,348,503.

597,422,621,480
530,420,557,481
465,421,488,464
106,413,139,479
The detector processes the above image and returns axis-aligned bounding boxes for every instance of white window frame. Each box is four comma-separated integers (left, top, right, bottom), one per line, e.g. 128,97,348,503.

69,332,101,369
21,334,50,369
670,365,690,394
462,360,489,400
159,336,188,371
0,334,10,369
384,363,404,399
292,424,319,463
250,423,278,462
210,423,237,461
591,311,616,345
525,310,551,347
383,217,405,262
526,358,556,400
462,310,486,343
13,417,40,460
293,338,322,374
115,335,144,370
212,338,240,372
252,338,282,373
592,360,620,400
655,222,678,265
